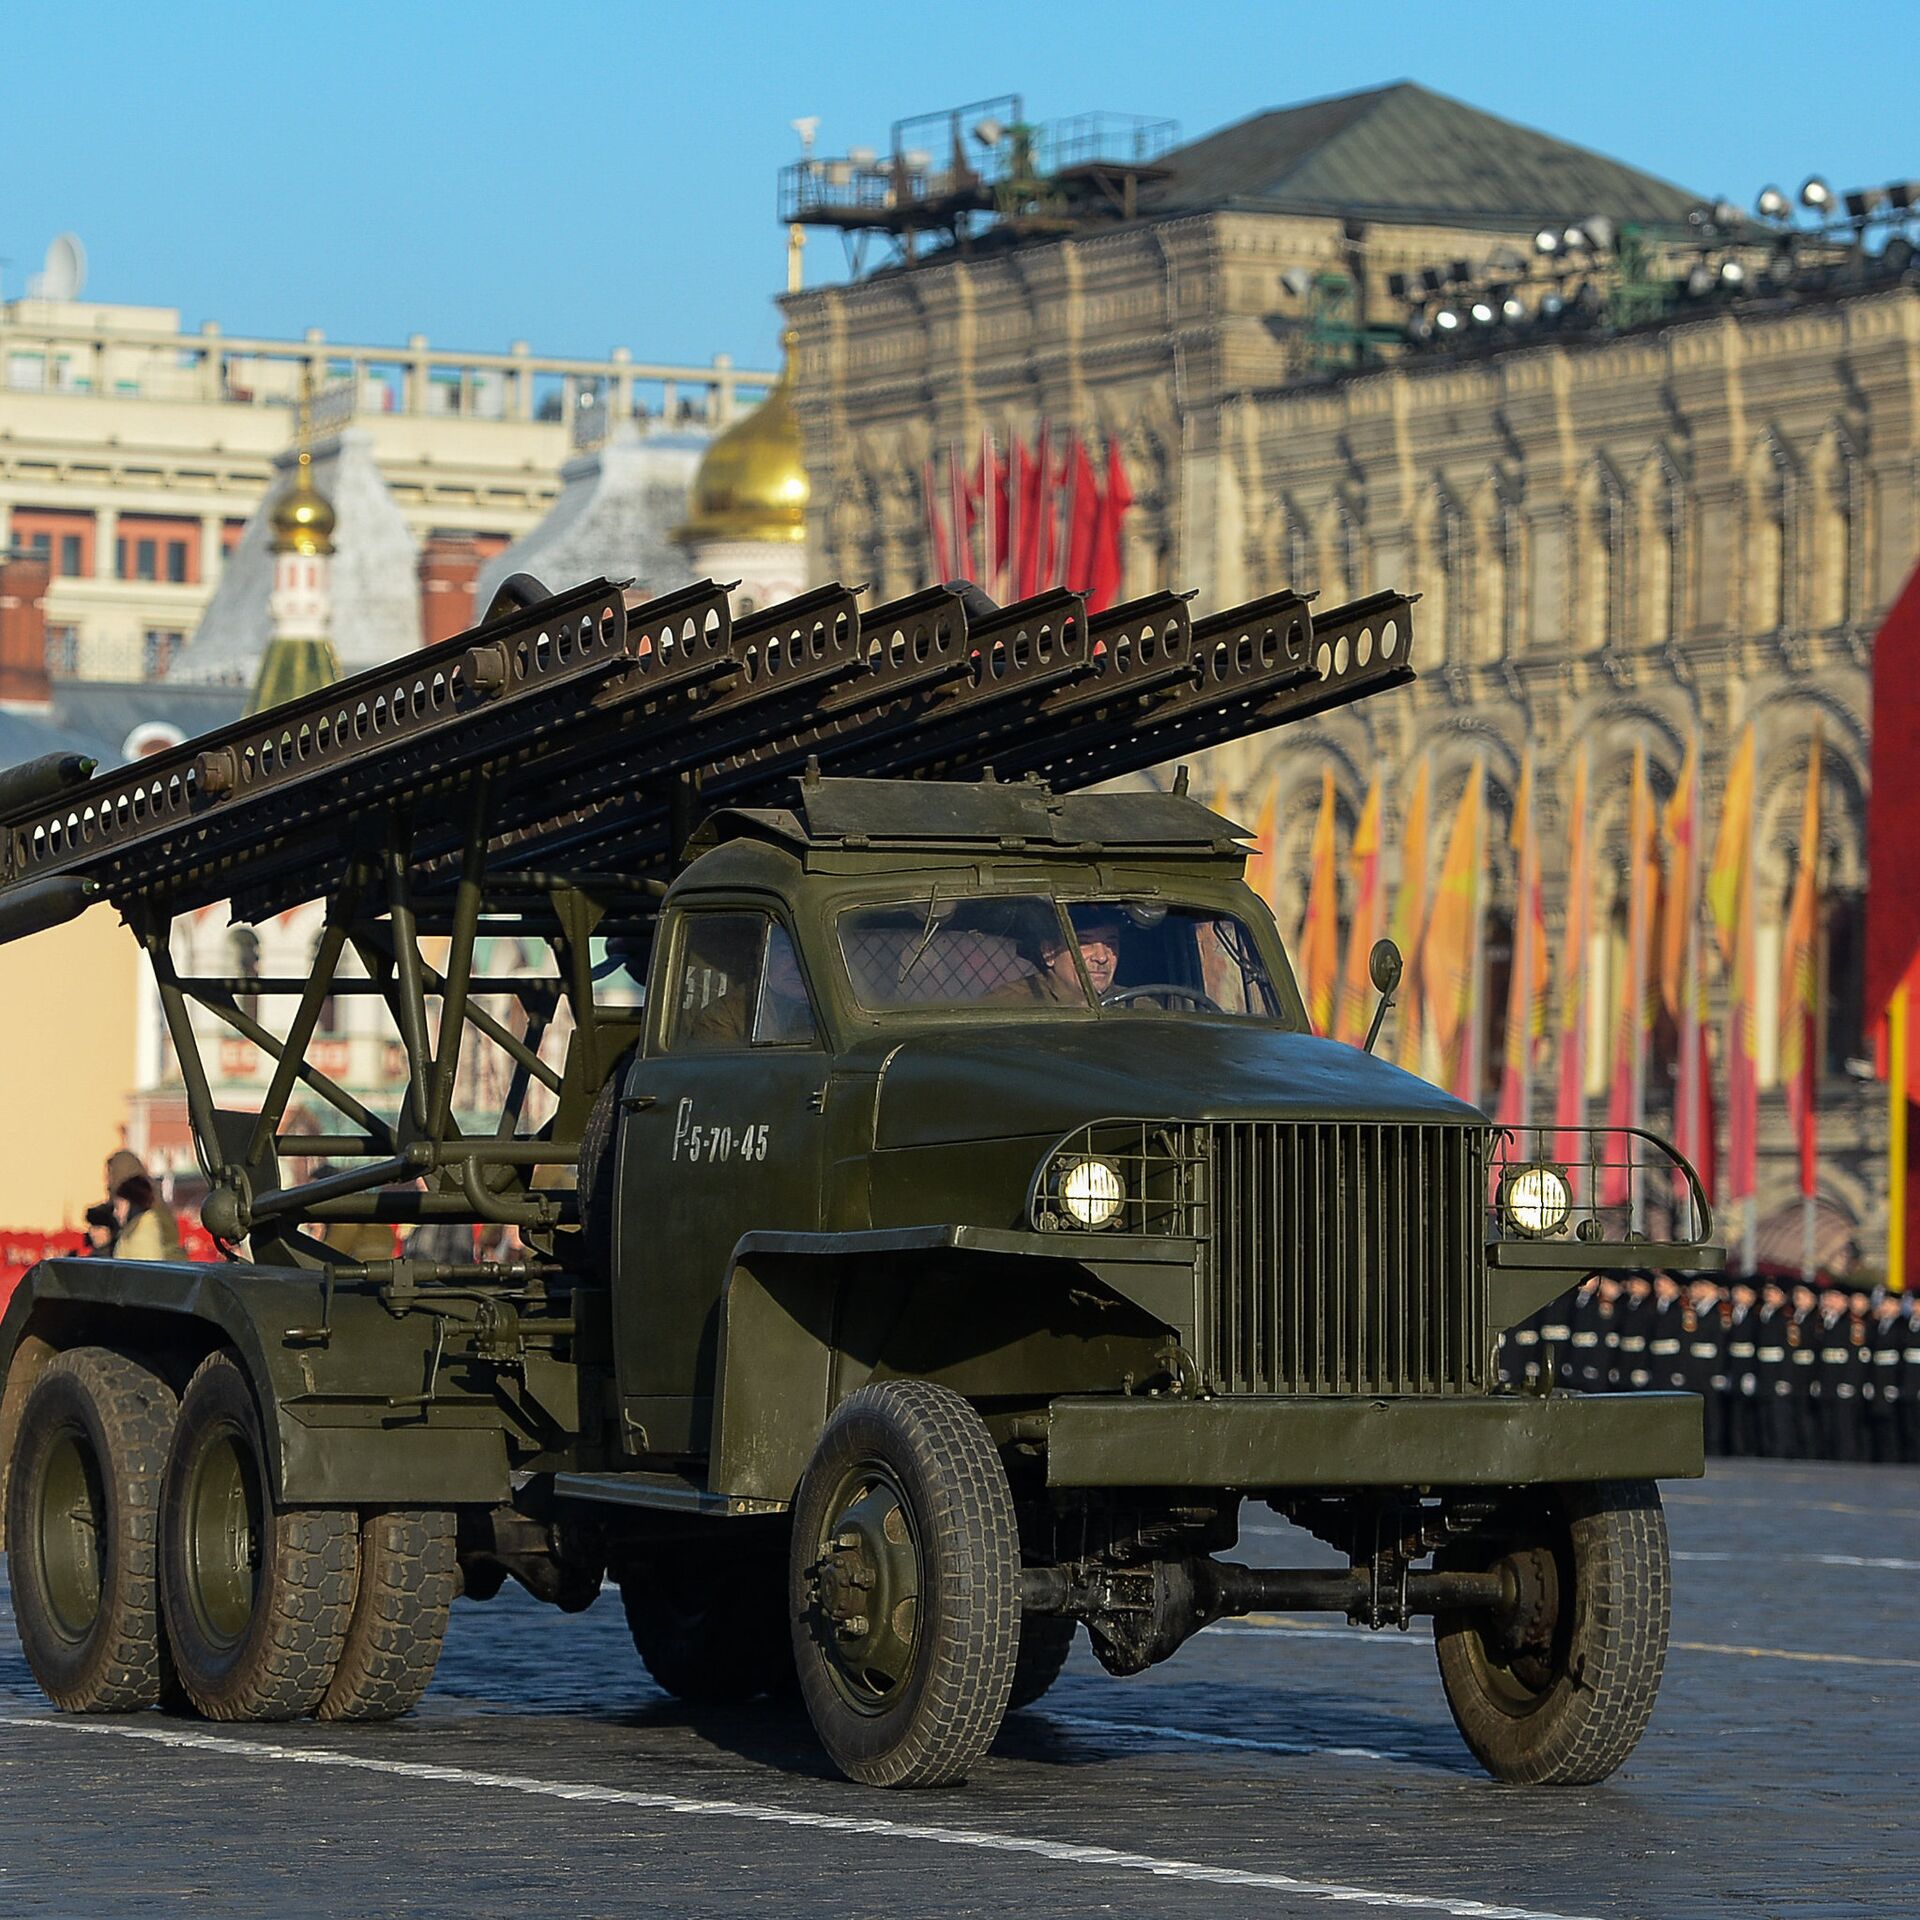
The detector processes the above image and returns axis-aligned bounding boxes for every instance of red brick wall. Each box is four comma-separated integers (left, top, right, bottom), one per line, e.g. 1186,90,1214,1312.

0,551,52,703
418,531,483,647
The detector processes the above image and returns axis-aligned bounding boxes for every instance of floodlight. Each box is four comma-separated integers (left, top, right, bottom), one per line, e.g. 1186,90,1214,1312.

1583,215,1616,252
1470,300,1495,325
1434,307,1462,333
1280,267,1314,298
1533,227,1561,256
1801,176,1834,212
1719,258,1747,288
971,118,1005,148
1756,185,1791,222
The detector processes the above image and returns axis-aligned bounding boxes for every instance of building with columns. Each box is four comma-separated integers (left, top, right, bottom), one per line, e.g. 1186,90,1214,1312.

0,280,773,683
782,83,1919,1262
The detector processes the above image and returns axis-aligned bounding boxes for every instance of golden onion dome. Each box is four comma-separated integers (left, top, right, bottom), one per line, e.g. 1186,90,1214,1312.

270,451,336,557
676,344,808,546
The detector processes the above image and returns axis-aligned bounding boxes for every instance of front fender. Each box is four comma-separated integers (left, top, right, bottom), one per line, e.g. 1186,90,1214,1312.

708,1226,1200,1504
0,1258,510,1510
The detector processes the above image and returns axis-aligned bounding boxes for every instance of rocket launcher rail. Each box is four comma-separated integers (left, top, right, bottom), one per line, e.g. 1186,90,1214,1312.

0,572,1416,1252
0,575,1415,932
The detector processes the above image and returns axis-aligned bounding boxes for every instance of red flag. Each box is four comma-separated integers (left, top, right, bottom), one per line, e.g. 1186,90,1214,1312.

1064,436,1100,593
1553,746,1591,1182
1025,425,1056,598
923,456,951,584
1602,747,1660,1208
1013,435,1042,600
1087,436,1132,613
947,442,975,582
1039,433,1064,590
1780,728,1824,1198
978,430,1009,599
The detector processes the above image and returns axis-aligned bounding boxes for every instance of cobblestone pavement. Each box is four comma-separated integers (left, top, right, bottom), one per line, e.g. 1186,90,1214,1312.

2,1458,1916,1919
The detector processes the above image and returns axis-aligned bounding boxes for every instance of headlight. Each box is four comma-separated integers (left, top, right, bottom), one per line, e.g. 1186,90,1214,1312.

1501,1163,1571,1238
1057,1156,1125,1229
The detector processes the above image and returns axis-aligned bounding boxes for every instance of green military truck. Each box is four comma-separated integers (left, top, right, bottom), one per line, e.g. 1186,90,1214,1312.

0,573,1717,1788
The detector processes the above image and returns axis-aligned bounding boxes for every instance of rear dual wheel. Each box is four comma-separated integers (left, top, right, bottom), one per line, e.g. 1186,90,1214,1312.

157,1353,453,1722
6,1347,178,1712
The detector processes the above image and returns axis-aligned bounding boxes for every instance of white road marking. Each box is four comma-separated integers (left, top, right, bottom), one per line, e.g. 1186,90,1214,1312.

0,1711,1598,1920
1214,1616,1920,1671
1675,1549,1920,1573
1043,1711,1416,1766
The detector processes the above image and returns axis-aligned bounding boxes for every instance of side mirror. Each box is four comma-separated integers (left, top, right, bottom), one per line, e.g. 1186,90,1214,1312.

1363,939,1402,1055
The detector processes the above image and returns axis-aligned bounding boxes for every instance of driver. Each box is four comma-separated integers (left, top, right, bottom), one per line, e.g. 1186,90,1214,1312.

1061,908,1123,996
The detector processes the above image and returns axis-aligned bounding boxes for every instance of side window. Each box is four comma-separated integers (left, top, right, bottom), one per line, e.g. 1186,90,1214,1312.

754,924,819,1046
667,912,818,1053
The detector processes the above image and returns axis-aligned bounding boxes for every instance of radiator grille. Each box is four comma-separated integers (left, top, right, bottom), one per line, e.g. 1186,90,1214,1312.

1200,1121,1487,1396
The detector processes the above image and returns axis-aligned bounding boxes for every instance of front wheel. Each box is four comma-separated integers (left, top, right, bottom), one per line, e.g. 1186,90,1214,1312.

158,1353,358,1721
790,1381,1019,1787
1434,1479,1671,1786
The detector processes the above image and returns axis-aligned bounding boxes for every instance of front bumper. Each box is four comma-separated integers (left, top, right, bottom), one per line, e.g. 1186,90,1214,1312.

1043,1389,1704,1490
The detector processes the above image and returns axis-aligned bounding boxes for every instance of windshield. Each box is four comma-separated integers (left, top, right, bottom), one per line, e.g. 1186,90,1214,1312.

836,896,1283,1018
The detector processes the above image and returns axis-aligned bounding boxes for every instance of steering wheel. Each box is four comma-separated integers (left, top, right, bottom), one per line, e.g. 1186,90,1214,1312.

1100,981,1225,1013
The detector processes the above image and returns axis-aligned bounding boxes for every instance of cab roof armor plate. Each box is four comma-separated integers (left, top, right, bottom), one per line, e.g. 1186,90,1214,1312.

694,779,1246,857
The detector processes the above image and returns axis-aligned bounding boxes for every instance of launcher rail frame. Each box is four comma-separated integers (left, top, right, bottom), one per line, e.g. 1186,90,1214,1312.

0,574,1417,1257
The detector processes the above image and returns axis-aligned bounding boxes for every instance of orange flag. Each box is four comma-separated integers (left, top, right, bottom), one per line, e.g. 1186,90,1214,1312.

1424,760,1485,1102
1780,727,1824,1200
1243,781,1279,918
1707,727,1758,1208
1335,774,1383,1046
1389,759,1431,1073
1603,747,1660,1209
1298,769,1340,1034
1553,745,1591,1179
1662,735,1715,1200
1496,752,1548,1129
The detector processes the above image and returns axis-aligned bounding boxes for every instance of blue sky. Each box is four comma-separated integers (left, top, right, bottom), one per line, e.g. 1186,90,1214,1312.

3,1,1911,375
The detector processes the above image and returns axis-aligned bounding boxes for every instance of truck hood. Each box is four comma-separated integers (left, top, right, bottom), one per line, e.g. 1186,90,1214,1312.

863,1021,1485,1150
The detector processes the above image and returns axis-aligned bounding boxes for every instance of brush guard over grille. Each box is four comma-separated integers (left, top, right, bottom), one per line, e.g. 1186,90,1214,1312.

1029,1117,1489,1397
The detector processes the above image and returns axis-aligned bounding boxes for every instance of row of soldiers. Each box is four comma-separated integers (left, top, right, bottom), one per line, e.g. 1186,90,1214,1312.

1498,1272,1920,1463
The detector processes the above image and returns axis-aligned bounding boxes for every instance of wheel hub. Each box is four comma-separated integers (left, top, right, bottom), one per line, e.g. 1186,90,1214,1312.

183,1426,263,1650
809,1471,920,1706
36,1428,105,1641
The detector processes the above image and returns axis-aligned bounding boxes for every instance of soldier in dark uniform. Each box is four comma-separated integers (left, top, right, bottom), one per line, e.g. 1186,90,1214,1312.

1616,1271,1655,1391
1566,1277,1606,1392
1684,1277,1730,1456
1867,1289,1905,1464
1754,1278,1794,1458
1723,1278,1760,1457
1846,1285,1878,1460
1900,1291,1920,1463
1537,1287,1575,1394
1598,1273,1626,1389
1648,1271,1688,1394
1789,1279,1821,1458
1812,1280,1859,1461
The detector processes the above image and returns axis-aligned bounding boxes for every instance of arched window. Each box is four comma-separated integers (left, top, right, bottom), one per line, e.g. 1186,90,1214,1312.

1635,462,1678,649
1577,463,1625,654
1470,484,1514,664
1747,442,1792,636
1810,435,1856,633
1420,484,1461,662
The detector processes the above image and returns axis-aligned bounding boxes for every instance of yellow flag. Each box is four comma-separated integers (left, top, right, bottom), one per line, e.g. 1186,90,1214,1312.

1423,760,1484,1097
1335,774,1382,1046
1298,769,1340,1034
1388,759,1431,1072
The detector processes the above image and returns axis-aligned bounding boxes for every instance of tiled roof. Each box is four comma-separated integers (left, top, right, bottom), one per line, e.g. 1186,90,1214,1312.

1143,82,1702,229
